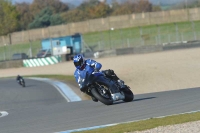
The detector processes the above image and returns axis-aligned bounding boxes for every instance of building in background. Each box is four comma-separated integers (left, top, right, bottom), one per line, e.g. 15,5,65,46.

40,33,82,59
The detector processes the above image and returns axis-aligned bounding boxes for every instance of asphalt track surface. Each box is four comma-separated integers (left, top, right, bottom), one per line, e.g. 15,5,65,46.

1,78,200,133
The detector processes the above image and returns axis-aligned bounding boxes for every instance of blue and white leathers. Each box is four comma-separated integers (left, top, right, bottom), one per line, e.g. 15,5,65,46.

74,59,102,88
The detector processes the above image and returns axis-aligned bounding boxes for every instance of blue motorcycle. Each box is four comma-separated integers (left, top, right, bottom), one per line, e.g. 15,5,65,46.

79,68,134,105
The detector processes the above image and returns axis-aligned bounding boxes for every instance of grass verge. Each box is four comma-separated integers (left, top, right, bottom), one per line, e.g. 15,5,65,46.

75,112,200,133
26,74,78,87
0,74,75,84
26,74,81,86
24,74,75,82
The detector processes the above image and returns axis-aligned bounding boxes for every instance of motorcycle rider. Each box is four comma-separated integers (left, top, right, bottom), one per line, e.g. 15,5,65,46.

16,75,24,85
73,54,125,102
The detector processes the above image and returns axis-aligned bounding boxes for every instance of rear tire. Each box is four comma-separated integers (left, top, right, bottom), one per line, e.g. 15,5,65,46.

91,83,113,105
121,86,134,102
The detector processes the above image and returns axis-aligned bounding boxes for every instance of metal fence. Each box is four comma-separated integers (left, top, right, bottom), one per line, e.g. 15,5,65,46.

0,41,41,61
1,20,200,61
83,21,200,52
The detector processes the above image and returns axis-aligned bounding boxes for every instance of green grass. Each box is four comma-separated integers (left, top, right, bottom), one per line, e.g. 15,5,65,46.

0,41,41,61
25,74,75,82
75,112,200,133
83,21,200,51
1,74,75,83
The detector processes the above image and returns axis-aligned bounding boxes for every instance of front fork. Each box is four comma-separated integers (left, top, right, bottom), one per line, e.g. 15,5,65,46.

111,93,125,101
94,82,125,101
104,80,125,101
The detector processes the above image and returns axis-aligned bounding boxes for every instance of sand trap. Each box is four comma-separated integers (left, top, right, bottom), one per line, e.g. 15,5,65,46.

1,48,200,94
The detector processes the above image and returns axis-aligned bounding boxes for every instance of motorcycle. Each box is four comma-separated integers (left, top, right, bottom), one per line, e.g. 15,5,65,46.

18,78,25,87
79,68,134,105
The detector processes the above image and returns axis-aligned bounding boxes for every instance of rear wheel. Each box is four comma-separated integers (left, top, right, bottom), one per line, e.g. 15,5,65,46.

121,85,134,102
91,83,113,105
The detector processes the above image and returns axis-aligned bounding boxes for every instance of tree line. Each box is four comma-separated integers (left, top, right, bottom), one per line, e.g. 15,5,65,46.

0,0,180,36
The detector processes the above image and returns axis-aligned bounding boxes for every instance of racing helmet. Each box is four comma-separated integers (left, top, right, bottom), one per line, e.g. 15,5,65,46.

73,54,85,70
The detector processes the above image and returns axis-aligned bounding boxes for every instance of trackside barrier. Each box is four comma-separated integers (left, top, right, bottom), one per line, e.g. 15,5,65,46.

23,55,61,67
94,41,200,58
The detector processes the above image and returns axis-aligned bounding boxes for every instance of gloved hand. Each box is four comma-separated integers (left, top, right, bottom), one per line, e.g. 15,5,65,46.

92,69,99,74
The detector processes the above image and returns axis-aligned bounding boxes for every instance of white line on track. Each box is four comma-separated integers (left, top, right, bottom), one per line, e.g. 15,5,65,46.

0,111,9,118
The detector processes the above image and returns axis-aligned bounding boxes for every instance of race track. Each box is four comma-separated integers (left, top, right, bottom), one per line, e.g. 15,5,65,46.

1,78,200,133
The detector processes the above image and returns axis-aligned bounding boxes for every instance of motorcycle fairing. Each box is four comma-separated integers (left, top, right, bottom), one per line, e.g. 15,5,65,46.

78,66,120,94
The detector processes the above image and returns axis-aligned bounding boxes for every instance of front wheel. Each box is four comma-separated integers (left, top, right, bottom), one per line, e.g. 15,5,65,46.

22,82,25,87
121,85,134,102
21,80,25,87
91,83,113,105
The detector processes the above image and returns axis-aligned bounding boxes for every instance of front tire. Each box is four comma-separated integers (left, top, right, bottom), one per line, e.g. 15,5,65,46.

22,82,25,87
121,86,134,102
21,81,25,87
91,83,113,105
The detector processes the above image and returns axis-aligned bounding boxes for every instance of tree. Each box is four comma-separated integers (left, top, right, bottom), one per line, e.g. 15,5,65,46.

88,2,111,18
111,1,133,16
28,7,53,29
0,0,19,35
110,0,121,10
134,0,153,13
29,7,64,29
30,0,69,17
50,14,64,26
61,9,88,23
77,0,111,19
16,2,34,30
111,0,153,16
78,0,100,11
